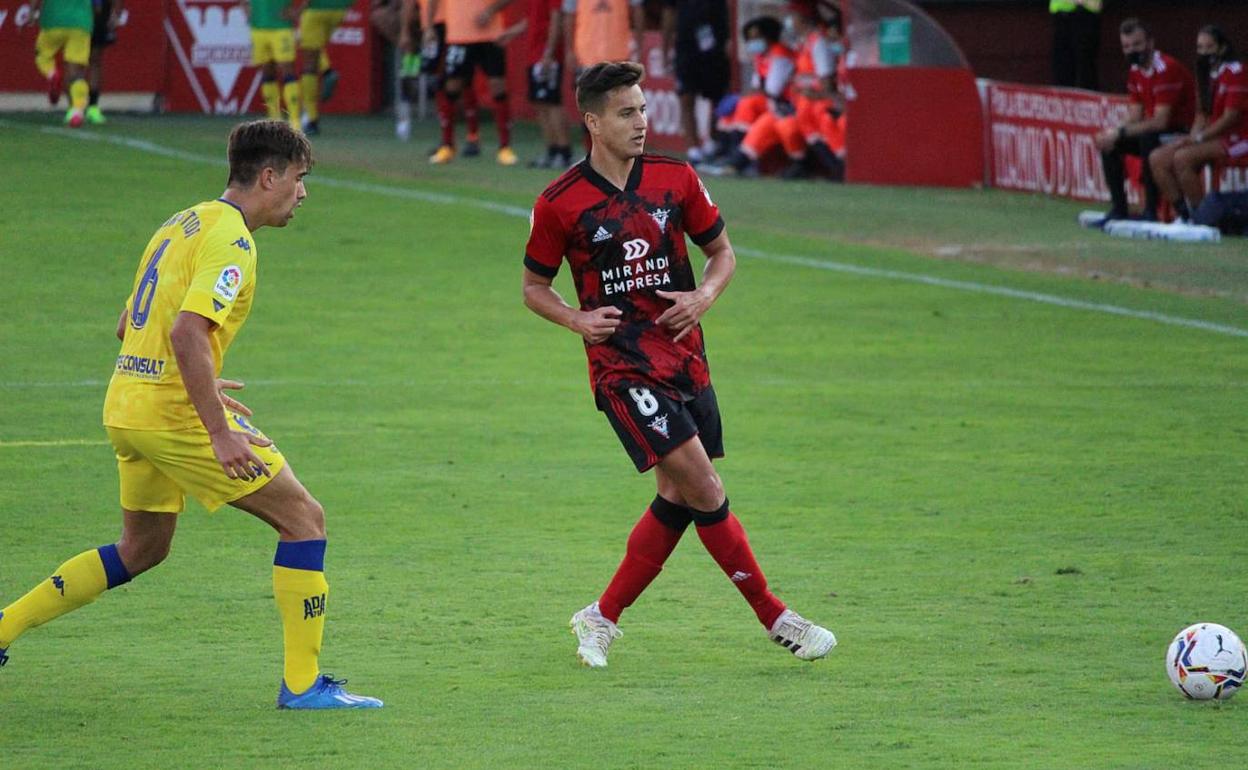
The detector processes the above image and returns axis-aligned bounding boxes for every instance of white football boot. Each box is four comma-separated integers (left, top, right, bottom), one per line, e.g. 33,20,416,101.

769,609,837,661
569,602,622,668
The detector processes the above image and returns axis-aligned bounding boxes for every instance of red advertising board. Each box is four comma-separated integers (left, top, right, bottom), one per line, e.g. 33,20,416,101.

163,0,379,114
982,80,1135,204
0,0,165,92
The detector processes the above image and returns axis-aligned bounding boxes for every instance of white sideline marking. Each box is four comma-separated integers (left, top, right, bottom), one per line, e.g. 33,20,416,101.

3,118,1246,341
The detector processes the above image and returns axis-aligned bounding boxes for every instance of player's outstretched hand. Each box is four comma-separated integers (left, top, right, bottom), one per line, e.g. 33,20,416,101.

216,378,253,417
655,288,711,342
209,429,272,481
573,306,622,344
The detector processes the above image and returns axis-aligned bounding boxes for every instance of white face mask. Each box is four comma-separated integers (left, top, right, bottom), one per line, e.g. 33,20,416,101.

745,39,768,55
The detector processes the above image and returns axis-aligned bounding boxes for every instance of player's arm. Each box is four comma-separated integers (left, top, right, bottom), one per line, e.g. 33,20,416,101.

285,0,309,22
116,307,127,341
400,0,420,51
562,0,577,72
541,4,562,65
497,17,527,46
1197,107,1240,142
656,228,734,342
630,0,644,63
1124,102,1172,137
170,312,272,481
477,0,515,28
523,269,621,344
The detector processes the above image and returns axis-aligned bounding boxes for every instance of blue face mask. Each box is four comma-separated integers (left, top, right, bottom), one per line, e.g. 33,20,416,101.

828,42,844,56
746,39,768,55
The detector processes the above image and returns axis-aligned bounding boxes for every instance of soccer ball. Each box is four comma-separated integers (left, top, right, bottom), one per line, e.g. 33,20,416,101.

1166,622,1248,700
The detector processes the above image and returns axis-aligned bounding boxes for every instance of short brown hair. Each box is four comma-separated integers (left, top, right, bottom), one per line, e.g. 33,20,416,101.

1119,17,1150,38
575,61,645,115
226,120,313,187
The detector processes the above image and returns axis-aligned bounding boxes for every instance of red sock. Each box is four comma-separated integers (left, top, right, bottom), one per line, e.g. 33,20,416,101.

694,507,786,629
493,94,511,148
436,90,455,147
463,87,480,138
597,502,689,623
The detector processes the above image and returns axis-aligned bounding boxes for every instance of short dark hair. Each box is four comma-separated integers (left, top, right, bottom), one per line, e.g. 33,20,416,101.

226,120,313,187
575,61,645,115
744,16,783,44
1119,17,1151,38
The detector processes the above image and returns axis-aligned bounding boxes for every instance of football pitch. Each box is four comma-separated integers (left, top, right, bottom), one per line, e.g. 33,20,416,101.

2,113,1247,768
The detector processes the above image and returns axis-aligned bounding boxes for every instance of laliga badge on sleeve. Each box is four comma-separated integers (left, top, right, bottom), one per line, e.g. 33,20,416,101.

214,265,243,302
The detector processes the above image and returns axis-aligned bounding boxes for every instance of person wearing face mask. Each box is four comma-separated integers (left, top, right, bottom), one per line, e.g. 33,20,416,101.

1149,25,1248,220
713,16,795,173
1093,18,1197,224
771,1,845,179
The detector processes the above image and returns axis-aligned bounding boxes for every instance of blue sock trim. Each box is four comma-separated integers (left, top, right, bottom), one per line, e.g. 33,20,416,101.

274,539,326,571
97,544,132,589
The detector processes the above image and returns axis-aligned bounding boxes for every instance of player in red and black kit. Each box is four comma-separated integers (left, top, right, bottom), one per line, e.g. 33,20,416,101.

1094,17,1197,224
522,61,836,668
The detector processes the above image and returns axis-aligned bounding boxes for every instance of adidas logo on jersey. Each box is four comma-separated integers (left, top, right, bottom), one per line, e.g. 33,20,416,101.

592,226,612,243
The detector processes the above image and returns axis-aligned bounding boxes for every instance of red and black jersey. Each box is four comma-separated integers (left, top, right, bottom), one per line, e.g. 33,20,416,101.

525,154,725,401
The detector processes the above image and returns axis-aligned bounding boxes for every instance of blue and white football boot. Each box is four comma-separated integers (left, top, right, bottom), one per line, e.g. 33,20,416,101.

276,674,383,710
0,611,9,668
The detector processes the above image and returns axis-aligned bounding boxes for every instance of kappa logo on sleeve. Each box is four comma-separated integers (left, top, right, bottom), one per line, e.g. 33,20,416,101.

213,265,243,302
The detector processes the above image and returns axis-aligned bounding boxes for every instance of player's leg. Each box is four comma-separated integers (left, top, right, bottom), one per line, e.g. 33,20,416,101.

87,45,105,124
0,430,185,664
432,39,466,162
1099,133,1133,219
254,32,283,120
62,31,91,127
1136,132,1164,220
484,45,514,164
34,29,64,105
275,33,300,132
1149,139,1191,220
299,48,322,134
229,466,381,708
1176,140,1228,212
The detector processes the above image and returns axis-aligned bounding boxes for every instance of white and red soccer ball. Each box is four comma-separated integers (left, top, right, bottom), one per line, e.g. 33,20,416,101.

1166,623,1247,700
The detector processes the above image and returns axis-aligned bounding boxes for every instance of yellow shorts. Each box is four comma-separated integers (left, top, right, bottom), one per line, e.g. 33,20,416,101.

251,29,296,65
36,28,91,68
299,10,346,51
106,412,286,514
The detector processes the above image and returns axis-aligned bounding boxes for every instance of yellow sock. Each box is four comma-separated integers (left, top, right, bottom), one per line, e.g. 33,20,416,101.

273,561,327,693
282,80,301,131
69,78,88,111
0,545,131,647
319,50,331,73
262,81,281,120
300,73,319,123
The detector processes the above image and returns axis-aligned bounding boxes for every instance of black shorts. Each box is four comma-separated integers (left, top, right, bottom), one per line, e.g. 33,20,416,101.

596,383,724,473
444,41,506,82
674,50,730,102
420,22,446,76
527,61,563,105
92,0,116,48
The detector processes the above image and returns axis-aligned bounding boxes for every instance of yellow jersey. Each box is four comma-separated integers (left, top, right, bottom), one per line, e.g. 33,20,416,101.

104,199,258,430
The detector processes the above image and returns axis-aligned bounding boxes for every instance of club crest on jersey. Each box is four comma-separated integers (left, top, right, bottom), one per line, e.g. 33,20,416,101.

647,413,670,438
214,265,243,301
592,226,613,243
650,208,670,231
623,238,650,261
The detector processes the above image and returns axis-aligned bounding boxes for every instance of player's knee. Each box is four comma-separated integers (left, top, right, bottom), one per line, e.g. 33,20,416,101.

117,533,172,575
681,472,725,513
292,495,326,540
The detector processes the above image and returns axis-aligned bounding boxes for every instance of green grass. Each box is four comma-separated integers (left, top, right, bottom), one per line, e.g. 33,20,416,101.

1,112,1247,769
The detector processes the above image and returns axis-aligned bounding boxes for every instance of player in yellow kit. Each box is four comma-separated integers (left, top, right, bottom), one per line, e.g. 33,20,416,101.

0,121,382,710
292,0,354,135
28,0,94,127
245,0,301,130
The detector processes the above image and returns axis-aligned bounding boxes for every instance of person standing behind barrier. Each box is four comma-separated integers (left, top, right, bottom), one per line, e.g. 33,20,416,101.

1151,26,1248,220
527,0,572,168
1051,0,1101,91
1093,18,1196,224
422,0,517,166
563,0,644,80
661,0,731,164
85,0,122,125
